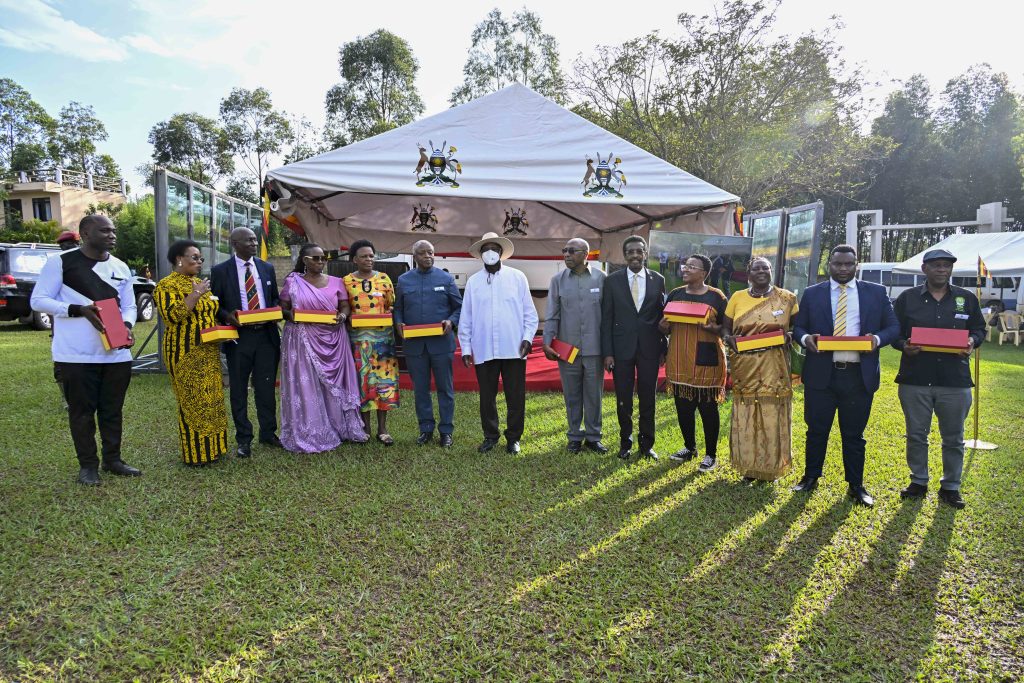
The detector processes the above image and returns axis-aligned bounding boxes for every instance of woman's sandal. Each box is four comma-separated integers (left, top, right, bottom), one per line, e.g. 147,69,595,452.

377,433,394,446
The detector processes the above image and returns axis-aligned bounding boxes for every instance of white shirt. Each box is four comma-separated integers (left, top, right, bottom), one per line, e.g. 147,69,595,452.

235,255,267,309
31,248,137,363
627,267,647,310
800,278,879,362
458,265,539,364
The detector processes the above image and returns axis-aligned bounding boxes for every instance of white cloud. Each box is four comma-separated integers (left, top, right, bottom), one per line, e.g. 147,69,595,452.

0,0,128,61
123,75,190,92
122,33,178,58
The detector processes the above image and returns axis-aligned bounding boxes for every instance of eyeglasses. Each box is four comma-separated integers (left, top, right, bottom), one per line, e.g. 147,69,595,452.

561,247,584,255
303,255,327,262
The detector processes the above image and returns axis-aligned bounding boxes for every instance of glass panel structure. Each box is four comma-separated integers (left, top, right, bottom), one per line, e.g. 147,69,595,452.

781,208,815,298
167,177,190,242
750,214,782,277
215,198,232,265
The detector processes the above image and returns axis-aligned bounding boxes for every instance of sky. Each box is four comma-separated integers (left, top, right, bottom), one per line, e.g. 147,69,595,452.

2,0,1023,195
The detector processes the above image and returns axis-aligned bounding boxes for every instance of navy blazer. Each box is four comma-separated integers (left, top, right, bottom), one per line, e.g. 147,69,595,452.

393,267,463,356
600,267,667,360
793,279,900,393
210,257,281,339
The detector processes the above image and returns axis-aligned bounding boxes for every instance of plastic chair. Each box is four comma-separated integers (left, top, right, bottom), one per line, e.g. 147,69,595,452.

996,312,1021,346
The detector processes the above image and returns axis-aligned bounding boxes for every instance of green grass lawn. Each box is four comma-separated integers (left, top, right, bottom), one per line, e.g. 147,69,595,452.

1,321,1022,681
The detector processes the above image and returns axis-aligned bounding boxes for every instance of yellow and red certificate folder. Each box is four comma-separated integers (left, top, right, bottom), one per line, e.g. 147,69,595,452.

237,306,283,324
95,298,130,350
550,338,580,364
664,301,711,324
293,309,337,324
350,312,393,328
909,327,970,354
402,322,444,338
734,329,786,352
200,325,239,343
817,335,873,352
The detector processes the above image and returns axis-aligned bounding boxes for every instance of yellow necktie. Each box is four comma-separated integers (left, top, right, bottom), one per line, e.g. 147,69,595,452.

834,283,847,336
631,273,641,310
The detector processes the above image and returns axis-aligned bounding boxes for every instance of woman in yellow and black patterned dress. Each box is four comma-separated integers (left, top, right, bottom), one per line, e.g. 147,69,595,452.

154,240,228,465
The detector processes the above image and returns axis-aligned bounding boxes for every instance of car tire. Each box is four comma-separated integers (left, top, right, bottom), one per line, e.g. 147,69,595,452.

30,310,52,331
136,292,155,322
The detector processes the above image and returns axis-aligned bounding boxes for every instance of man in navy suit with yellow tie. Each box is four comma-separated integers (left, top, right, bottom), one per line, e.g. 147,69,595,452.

792,244,900,506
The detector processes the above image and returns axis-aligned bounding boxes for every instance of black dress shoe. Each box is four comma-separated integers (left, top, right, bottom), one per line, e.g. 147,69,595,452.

236,443,252,458
416,432,433,445
617,446,632,460
102,460,142,477
639,448,659,460
900,482,927,499
938,488,966,509
567,441,583,453
506,441,521,454
439,433,453,448
791,476,819,492
260,435,284,448
847,485,874,507
478,439,499,453
77,467,100,486
584,440,609,454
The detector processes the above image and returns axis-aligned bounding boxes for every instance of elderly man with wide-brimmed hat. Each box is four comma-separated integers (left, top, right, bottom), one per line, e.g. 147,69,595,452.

458,232,538,454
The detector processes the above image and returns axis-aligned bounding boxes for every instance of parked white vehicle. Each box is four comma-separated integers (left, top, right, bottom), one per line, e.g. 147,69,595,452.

858,262,1019,311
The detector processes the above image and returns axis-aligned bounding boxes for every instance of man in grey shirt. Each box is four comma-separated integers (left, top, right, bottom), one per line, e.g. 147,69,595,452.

542,238,608,454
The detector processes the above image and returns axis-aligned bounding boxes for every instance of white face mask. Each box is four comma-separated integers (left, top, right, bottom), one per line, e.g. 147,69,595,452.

481,250,500,266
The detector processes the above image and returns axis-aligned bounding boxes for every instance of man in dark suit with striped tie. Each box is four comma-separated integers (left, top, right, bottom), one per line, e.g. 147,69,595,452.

210,227,281,458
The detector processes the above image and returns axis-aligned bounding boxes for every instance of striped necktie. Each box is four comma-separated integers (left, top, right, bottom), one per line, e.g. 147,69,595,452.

244,262,260,310
834,283,847,336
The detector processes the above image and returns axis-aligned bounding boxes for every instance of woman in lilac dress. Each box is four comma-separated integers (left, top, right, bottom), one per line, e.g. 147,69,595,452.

279,243,368,452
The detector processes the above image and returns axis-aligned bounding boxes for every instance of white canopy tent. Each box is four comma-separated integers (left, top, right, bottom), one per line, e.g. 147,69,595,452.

892,232,1024,277
266,84,739,258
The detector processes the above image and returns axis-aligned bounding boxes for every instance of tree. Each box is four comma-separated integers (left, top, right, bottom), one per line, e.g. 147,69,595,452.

113,196,156,272
54,102,108,173
93,153,121,178
0,78,54,170
10,142,50,172
225,174,258,204
219,87,291,190
283,114,327,163
148,112,233,186
570,0,890,226
450,8,566,105
324,29,424,144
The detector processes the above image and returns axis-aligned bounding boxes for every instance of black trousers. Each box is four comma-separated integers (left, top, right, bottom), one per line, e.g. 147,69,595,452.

612,354,659,450
474,358,526,442
57,361,132,468
674,395,720,457
224,326,280,445
803,365,874,486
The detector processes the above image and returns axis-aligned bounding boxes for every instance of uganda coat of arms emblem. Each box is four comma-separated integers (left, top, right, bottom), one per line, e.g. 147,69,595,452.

582,153,627,198
415,140,462,188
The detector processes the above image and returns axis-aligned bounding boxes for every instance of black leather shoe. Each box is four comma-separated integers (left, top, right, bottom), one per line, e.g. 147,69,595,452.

417,432,433,446
439,433,453,448
938,488,965,509
900,482,927,499
77,467,100,486
639,448,659,460
791,476,819,492
617,446,632,460
478,439,499,453
102,460,142,477
236,443,252,458
847,485,874,507
567,441,583,453
584,440,609,454
506,441,521,454
260,435,284,448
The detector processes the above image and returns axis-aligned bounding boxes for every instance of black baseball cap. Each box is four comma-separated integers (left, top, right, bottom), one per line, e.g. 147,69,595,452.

922,248,957,263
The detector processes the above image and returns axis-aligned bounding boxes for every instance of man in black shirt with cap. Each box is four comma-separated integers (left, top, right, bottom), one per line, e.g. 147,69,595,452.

891,248,986,509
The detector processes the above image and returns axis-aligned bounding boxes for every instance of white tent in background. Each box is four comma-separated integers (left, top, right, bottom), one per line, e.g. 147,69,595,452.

265,84,739,257
892,232,1024,277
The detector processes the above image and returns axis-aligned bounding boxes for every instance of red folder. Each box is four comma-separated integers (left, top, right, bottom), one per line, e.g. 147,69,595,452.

909,327,970,353
95,298,129,350
734,329,785,352
664,301,711,324
549,338,580,364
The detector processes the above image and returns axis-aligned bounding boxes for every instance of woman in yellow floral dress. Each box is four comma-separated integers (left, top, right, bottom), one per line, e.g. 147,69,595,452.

343,239,400,445
154,240,229,465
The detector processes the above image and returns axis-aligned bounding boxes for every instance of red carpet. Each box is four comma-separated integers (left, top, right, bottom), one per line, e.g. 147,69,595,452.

398,338,668,392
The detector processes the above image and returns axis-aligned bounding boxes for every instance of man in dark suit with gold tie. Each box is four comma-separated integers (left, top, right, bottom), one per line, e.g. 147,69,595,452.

601,236,667,460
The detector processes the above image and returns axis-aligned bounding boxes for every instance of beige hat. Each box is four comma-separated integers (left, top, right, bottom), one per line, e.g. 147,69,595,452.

468,231,514,260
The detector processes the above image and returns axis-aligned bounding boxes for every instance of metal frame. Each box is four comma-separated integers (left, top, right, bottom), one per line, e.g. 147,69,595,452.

134,168,264,374
745,201,825,293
